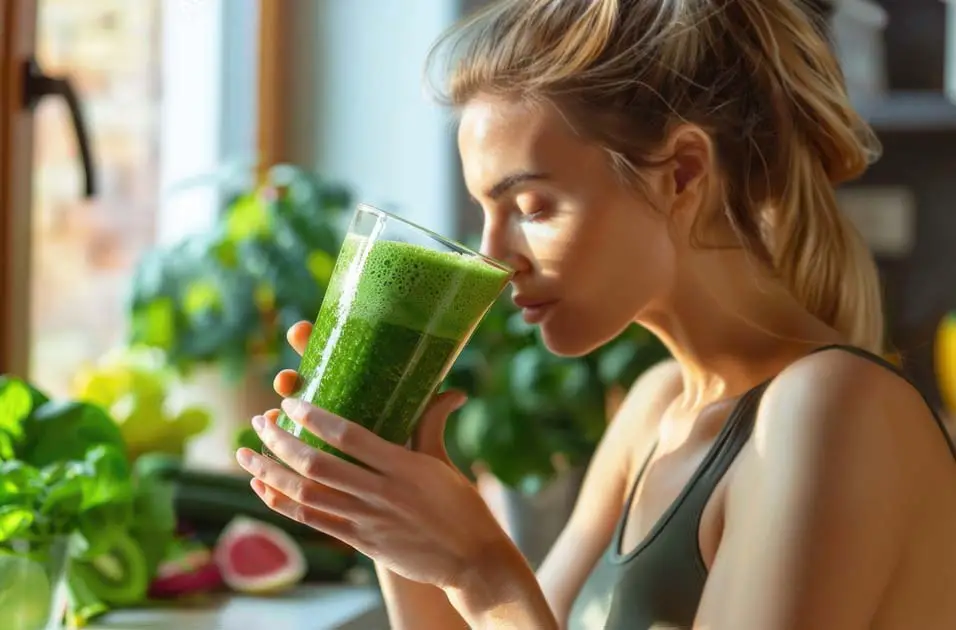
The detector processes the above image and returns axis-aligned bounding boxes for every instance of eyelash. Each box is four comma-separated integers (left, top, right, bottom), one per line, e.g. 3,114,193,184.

517,199,552,223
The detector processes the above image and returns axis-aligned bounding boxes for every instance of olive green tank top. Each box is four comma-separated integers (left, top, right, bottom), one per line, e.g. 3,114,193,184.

567,345,956,630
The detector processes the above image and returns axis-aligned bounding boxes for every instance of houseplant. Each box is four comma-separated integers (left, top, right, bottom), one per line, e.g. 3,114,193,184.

444,296,670,565
127,164,352,381
125,165,352,465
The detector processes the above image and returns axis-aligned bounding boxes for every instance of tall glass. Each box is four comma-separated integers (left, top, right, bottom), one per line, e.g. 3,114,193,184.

266,204,513,461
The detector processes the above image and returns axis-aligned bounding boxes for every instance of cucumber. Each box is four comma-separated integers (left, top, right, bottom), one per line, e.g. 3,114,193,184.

174,483,323,539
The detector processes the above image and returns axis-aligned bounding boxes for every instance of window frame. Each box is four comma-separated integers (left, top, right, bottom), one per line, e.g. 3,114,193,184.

0,0,260,376
0,0,37,377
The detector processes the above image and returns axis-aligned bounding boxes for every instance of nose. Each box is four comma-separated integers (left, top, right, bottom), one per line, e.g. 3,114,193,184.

480,215,531,275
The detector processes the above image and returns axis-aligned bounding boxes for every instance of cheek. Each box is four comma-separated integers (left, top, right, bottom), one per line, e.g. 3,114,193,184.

564,203,673,298
539,205,673,353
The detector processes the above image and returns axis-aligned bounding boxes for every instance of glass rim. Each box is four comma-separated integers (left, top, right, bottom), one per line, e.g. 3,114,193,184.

355,203,514,274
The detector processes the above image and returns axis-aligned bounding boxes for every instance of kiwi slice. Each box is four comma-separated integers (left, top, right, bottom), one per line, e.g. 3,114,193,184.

71,532,149,606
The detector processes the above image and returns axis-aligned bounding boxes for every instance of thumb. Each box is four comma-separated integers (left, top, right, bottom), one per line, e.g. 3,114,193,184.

411,389,468,462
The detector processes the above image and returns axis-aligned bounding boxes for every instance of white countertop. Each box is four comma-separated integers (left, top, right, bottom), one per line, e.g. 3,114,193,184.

86,585,388,630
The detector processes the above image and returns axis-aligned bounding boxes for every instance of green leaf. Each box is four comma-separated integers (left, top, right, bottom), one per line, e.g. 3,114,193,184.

0,377,34,443
183,279,221,315
0,432,13,461
21,401,125,468
226,192,272,241
306,249,336,287
130,298,176,350
81,445,132,509
40,473,85,518
0,506,33,541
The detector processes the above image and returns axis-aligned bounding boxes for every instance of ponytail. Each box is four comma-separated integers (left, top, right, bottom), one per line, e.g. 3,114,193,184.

727,0,885,351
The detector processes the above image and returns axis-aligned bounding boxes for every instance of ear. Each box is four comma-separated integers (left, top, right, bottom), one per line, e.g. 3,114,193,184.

659,124,714,214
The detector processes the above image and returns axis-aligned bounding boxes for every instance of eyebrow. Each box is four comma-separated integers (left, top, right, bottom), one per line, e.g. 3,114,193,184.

485,171,550,200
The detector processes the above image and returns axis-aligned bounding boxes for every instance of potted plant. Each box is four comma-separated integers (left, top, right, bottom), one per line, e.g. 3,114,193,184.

125,165,352,463
444,297,670,566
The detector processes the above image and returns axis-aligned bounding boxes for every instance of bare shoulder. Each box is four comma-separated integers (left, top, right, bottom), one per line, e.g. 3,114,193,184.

698,348,956,628
752,347,954,505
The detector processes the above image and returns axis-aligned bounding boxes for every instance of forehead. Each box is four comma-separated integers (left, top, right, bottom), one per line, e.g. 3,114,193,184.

457,96,596,193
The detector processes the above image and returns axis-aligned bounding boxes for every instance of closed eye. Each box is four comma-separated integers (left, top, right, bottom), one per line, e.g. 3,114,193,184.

516,194,554,222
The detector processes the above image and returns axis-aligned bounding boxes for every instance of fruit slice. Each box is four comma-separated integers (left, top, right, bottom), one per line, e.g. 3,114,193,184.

70,532,149,606
148,537,223,599
213,516,307,594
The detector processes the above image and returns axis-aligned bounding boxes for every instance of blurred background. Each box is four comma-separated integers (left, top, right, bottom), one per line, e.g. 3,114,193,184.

2,1,956,628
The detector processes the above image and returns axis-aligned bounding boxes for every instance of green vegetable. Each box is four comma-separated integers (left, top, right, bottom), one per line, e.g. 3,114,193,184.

0,374,178,624
70,532,149,606
127,164,353,380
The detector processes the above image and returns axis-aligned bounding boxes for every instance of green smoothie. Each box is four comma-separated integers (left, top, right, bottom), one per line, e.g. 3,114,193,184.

273,233,510,459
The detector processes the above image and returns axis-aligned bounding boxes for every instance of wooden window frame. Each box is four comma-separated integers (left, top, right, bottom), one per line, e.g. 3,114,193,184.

1,0,280,375
255,0,295,174
0,0,36,377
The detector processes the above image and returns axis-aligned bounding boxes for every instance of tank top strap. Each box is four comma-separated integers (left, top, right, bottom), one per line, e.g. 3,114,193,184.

693,379,771,489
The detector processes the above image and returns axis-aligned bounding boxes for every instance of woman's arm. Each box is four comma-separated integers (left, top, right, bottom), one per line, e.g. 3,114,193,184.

374,567,468,630
695,351,933,629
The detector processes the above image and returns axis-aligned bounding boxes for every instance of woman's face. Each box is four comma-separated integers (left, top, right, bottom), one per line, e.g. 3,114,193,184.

458,96,678,356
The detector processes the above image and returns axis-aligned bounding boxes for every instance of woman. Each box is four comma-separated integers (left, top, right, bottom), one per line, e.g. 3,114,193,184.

236,0,956,628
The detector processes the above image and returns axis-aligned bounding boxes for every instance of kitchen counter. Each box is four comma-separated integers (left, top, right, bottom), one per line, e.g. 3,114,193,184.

87,584,388,630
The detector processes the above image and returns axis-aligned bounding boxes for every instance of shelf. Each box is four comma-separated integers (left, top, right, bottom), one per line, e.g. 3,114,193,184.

854,92,956,133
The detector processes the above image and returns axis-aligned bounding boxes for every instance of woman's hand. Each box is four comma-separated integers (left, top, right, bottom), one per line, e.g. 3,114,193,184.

234,322,515,591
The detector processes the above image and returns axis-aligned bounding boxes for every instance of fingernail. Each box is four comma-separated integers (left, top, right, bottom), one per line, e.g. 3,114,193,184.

236,449,252,467
252,415,265,432
451,394,468,412
281,397,305,418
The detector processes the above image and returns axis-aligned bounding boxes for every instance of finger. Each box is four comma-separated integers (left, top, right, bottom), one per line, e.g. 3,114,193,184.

286,321,313,356
264,408,280,422
237,449,362,520
273,370,301,397
250,478,356,545
412,390,468,460
252,414,384,494
281,398,408,473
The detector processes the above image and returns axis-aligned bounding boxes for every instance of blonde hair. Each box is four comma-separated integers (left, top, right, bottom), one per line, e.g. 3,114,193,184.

427,0,885,352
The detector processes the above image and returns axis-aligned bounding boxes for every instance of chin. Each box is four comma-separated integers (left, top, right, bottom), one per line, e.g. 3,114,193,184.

538,307,636,357
538,320,610,358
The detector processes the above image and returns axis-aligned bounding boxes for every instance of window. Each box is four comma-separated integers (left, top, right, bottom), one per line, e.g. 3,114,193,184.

27,0,256,397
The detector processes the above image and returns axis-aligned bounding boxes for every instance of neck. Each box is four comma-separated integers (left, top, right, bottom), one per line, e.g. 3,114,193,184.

637,247,843,412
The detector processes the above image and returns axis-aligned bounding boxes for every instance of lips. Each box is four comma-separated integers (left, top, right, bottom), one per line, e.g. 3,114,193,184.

512,295,557,324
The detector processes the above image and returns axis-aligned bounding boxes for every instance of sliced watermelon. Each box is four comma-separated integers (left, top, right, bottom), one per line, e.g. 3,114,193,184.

213,517,307,594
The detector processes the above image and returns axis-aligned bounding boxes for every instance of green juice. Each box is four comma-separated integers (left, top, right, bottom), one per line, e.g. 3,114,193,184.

273,234,509,458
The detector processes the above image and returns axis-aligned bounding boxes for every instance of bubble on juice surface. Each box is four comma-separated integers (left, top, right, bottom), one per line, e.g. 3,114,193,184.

334,235,509,338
